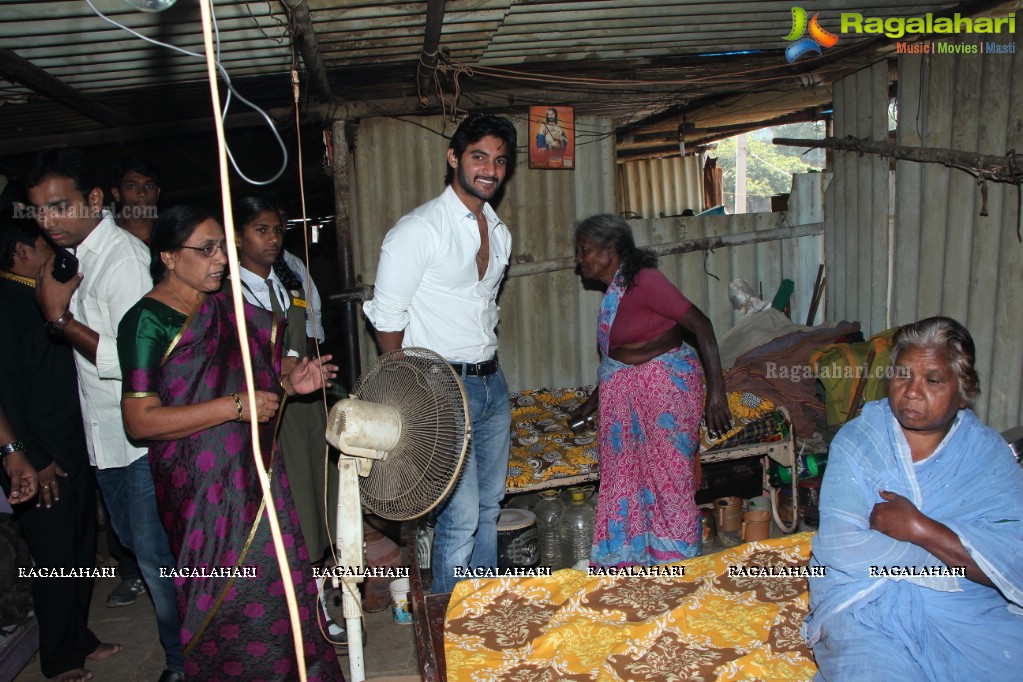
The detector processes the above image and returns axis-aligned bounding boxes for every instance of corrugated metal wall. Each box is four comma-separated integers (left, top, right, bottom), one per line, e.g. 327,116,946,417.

350,114,615,391
350,115,821,393
825,60,893,336
895,46,1023,430
826,50,1023,430
618,155,705,219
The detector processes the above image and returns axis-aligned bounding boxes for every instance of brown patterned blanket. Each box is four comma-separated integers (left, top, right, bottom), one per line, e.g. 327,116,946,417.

444,533,817,681
506,387,784,492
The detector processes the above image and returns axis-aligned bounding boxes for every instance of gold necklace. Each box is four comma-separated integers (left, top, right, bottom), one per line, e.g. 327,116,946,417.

166,284,202,314
0,271,36,288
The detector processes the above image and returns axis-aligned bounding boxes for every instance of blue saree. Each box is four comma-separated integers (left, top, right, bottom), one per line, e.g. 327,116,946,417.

803,399,1023,680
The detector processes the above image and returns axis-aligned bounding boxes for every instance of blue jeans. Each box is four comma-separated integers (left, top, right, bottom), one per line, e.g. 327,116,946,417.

431,367,511,593
95,457,183,673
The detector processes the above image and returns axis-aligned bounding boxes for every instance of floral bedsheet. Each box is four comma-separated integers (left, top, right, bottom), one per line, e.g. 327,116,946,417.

506,387,781,492
445,533,817,681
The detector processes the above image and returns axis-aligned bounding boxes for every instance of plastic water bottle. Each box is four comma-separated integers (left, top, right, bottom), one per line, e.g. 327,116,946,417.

559,488,595,568
534,490,564,569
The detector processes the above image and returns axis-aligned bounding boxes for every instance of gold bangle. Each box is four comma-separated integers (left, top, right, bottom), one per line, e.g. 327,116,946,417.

231,393,243,422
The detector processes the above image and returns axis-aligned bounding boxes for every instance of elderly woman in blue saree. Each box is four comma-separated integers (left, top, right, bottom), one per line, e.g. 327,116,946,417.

804,316,1023,681
117,205,342,681
571,214,731,566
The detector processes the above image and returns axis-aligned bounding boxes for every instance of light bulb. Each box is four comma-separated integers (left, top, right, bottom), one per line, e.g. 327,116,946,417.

123,0,179,11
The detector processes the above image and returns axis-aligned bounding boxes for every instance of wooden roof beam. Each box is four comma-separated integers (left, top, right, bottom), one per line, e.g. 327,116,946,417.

280,0,333,102
0,47,130,128
417,0,448,106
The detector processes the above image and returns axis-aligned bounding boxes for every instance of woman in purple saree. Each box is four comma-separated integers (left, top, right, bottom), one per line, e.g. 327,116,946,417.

118,205,342,681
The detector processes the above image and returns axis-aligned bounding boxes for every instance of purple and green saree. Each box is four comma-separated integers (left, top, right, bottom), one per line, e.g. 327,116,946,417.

119,291,341,681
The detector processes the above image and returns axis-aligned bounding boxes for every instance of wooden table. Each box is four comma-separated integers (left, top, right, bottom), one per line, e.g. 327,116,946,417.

408,542,450,682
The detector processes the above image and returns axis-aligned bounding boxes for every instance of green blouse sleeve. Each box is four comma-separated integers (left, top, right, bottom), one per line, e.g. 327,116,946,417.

117,298,187,398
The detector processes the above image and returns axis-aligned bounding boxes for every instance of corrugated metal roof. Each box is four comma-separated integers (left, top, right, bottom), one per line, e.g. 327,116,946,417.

1,0,998,161
0,0,1015,220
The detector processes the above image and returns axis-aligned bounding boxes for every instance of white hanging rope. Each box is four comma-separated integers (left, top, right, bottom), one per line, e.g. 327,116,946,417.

85,0,288,186
195,0,307,678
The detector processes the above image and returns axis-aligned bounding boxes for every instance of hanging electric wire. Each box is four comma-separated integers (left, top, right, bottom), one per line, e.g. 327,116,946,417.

85,0,289,186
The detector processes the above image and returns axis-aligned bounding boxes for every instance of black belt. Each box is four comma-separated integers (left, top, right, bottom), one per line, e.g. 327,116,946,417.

449,356,498,376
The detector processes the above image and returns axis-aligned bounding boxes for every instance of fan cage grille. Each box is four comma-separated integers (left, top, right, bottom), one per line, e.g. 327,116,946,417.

353,348,470,520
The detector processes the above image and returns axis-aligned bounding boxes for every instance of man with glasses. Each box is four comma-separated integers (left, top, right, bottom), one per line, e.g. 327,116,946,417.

27,147,185,682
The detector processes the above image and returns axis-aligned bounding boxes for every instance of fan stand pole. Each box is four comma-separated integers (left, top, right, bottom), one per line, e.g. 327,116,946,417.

342,585,365,681
335,458,366,682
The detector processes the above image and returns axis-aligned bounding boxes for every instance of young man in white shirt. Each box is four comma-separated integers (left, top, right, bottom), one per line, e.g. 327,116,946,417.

27,148,184,682
110,155,161,244
364,113,517,594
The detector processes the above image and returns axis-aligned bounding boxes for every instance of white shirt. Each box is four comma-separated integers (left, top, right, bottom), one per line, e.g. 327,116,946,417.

70,213,151,468
238,266,300,358
282,250,325,342
363,185,510,363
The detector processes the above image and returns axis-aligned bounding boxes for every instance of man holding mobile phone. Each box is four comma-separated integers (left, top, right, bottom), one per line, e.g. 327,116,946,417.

25,148,185,682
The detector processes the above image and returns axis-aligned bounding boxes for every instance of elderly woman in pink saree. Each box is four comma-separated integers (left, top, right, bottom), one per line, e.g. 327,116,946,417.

117,205,342,681
572,214,731,567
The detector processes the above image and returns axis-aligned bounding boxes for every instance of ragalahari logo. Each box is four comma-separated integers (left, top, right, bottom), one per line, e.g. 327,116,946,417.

783,7,839,62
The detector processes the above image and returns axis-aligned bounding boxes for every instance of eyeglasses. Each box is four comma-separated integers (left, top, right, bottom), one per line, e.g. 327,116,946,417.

179,240,228,257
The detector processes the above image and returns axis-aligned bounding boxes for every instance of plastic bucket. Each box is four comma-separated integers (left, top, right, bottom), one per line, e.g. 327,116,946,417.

714,496,744,532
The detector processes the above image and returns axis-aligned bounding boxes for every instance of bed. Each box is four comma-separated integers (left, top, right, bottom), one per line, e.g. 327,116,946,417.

505,387,796,494
410,532,817,681
407,392,807,681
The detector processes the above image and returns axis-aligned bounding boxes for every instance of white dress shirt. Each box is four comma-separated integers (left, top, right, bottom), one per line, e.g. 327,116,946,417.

363,185,510,363
70,212,151,468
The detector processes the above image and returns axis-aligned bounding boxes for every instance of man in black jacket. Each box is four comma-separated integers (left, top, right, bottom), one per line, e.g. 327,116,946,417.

0,216,118,682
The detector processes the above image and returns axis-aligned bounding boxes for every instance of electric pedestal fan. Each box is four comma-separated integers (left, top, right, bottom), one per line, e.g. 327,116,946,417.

324,348,471,682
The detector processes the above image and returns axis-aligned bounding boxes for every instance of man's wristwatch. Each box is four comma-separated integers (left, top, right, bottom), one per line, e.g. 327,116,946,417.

45,310,74,337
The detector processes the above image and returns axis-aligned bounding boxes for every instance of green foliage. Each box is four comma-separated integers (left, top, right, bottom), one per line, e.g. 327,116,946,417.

712,122,825,211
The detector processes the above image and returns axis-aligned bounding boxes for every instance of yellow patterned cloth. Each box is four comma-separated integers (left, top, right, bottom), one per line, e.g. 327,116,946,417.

506,388,779,493
507,387,600,492
445,532,816,681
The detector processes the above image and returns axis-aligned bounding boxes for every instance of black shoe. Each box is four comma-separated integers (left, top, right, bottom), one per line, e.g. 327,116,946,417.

107,578,147,608
157,670,184,682
324,615,347,647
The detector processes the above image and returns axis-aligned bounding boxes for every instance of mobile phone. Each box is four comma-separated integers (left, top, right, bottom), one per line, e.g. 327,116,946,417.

52,247,79,283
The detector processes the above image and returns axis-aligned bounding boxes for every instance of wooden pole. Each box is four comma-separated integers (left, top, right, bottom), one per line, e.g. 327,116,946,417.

332,120,361,391
330,222,824,303
280,0,333,102
806,264,825,326
506,221,823,279
774,135,1023,185
846,348,878,423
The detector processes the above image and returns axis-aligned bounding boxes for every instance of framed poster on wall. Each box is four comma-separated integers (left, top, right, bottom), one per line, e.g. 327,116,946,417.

529,105,575,170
